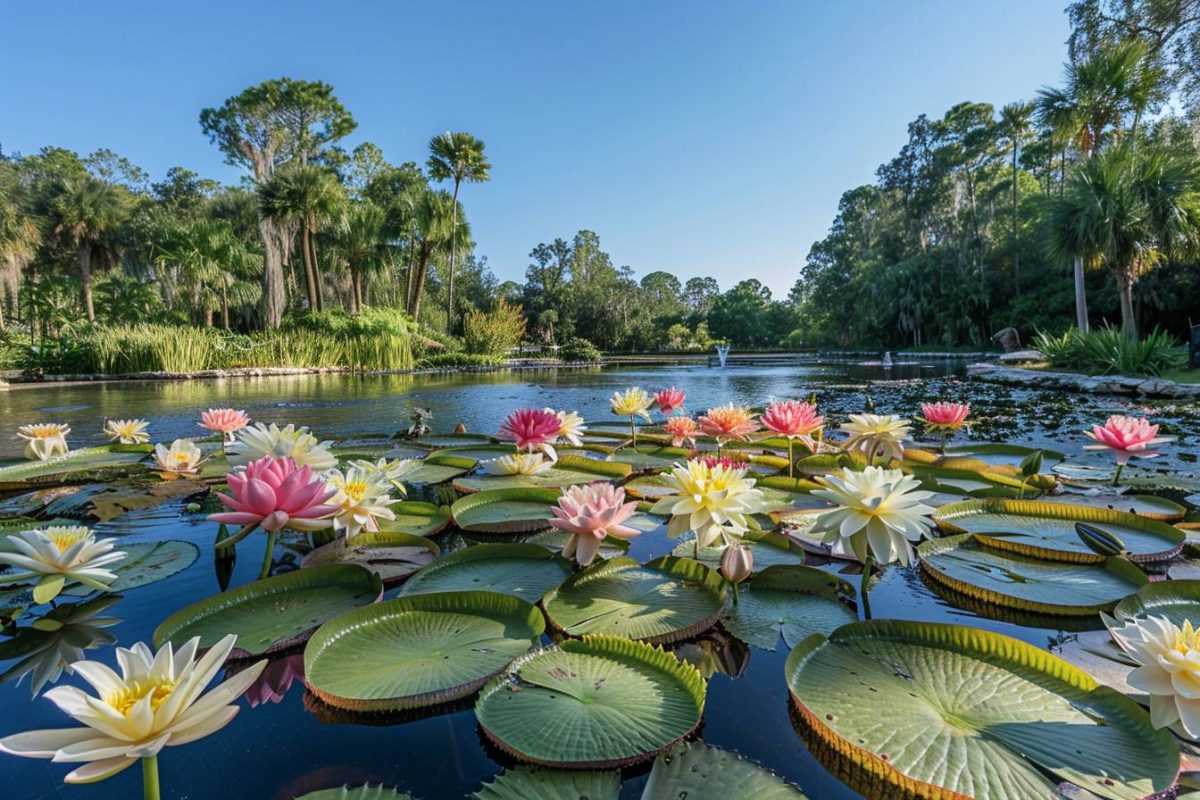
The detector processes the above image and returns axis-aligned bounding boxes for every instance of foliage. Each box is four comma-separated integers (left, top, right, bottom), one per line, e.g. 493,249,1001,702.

462,299,525,356
1033,325,1183,375
418,352,505,368
558,337,602,362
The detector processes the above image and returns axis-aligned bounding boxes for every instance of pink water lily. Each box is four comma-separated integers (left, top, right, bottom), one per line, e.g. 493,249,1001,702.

209,456,337,533
200,408,251,440
1085,415,1174,485
663,416,699,448
655,387,686,415
920,402,970,431
498,407,563,456
762,400,824,438
697,405,760,454
549,482,640,566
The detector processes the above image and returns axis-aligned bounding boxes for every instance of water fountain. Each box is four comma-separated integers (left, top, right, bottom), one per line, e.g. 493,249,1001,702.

882,351,893,368
715,344,731,368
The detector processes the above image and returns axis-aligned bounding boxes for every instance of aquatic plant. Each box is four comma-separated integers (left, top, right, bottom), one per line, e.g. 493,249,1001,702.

103,419,150,445
1085,414,1173,485
498,407,562,457
151,439,204,475
838,413,911,464
650,459,764,549
548,482,640,566
654,387,685,415
719,543,753,604
325,464,400,538
1105,614,1200,738
550,408,587,448
17,423,70,461
481,452,555,476
761,400,824,476
611,387,654,447
0,526,126,603
662,415,698,447
227,422,337,470
917,401,969,452
199,408,250,442
697,405,759,454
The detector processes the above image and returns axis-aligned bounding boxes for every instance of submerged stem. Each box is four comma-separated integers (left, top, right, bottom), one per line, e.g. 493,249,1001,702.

859,555,875,620
1112,462,1125,487
259,529,277,580
142,755,160,800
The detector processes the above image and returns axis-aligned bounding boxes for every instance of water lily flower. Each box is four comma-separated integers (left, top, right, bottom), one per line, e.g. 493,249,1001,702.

762,400,824,475
498,408,563,458
17,423,70,461
152,439,205,475
919,401,970,432
102,419,150,445
1105,614,1200,738
839,413,912,464
350,457,416,494
550,409,587,448
720,543,753,584
654,387,686,415
226,423,336,470
1085,415,1174,486
325,465,399,537
697,405,760,452
650,459,765,548
199,408,250,442
209,456,337,533
811,466,935,567
242,653,304,708
482,452,556,476
0,634,266,788
0,526,126,604
548,482,640,566
611,387,654,421
662,416,699,448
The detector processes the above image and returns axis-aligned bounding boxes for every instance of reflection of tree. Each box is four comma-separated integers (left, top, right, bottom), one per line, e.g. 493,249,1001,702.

0,594,121,694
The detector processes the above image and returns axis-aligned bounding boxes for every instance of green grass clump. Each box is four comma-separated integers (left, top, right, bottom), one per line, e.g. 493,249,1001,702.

1032,326,1184,377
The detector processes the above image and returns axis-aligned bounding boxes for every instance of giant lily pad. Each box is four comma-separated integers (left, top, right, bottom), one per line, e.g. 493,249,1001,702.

65,540,200,595
670,529,806,572
381,501,453,537
541,556,725,644
934,498,1184,563
296,786,412,800
153,564,382,657
642,742,807,799
400,544,571,603
1042,492,1186,522
304,590,544,711
918,534,1147,617
1054,462,1200,493
476,635,706,768
301,531,439,588
473,767,619,800
403,454,477,485
453,454,630,493
1113,580,1200,626
723,566,856,650
785,620,1179,800
0,444,152,490
450,487,562,534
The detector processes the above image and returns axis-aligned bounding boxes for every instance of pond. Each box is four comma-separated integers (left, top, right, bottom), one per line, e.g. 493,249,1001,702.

0,358,1196,800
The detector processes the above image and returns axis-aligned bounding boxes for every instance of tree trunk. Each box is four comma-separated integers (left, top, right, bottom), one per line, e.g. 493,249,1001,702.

1117,270,1138,341
300,226,318,310
221,286,230,329
79,245,95,322
410,245,433,320
1073,255,1089,333
447,181,460,334
309,230,324,312
204,308,214,327
260,216,287,329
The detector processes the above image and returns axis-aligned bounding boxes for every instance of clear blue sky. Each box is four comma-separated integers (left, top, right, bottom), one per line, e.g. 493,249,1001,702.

0,1,1069,297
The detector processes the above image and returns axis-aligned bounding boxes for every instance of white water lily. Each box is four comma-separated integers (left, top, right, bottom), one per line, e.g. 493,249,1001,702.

152,439,204,475
0,527,126,604
1105,613,1200,738
325,465,399,537
649,459,765,548
350,457,416,495
482,452,555,476
549,408,587,447
102,419,150,445
226,423,337,470
17,423,70,461
811,466,935,566
0,634,265,785
839,414,912,463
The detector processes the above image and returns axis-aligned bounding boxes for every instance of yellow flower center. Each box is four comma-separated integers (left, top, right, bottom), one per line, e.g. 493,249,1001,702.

342,480,368,502
107,678,176,716
29,426,62,438
47,529,89,552
1173,621,1200,657
173,453,192,462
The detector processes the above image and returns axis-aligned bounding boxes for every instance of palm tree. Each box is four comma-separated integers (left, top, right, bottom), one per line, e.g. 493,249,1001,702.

0,166,39,327
160,219,262,327
332,201,392,313
47,176,127,322
258,165,345,312
1048,144,1200,340
426,132,490,332
406,189,469,321
999,102,1034,295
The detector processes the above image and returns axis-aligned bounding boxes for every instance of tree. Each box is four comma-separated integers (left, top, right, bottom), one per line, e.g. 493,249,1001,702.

406,189,464,321
46,176,128,322
426,132,490,333
156,218,261,328
332,201,391,313
0,161,39,327
199,78,356,327
257,164,345,312
1000,101,1036,292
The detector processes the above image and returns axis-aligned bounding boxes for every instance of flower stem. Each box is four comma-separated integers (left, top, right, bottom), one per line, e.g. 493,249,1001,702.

629,416,637,450
787,438,794,479
730,580,740,606
1112,463,1125,487
259,529,277,581
940,433,948,455
859,555,874,621
142,755,160,800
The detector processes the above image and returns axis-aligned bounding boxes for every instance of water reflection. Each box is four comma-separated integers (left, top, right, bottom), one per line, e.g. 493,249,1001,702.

0,595,122,695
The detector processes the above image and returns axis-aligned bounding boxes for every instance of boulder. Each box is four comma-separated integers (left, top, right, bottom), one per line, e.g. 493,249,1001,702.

997,349,1046,364
991,326,1022,353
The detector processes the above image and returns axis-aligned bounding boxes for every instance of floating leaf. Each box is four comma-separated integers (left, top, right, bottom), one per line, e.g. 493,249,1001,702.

453,454,630,493
403,454,477,485
381,501,452,537
642,742,807,799
526,530,629,560
476,635,705,768
301,530,439,587
723,566,856,650
472,766,619,800
450,487,562,534
400,544,570,603
1042,492,1186,522
294,785,412,800
670,530,806,573
0,444,152,490
64,540,201,596
305,590,544,711
1113,579,1200,627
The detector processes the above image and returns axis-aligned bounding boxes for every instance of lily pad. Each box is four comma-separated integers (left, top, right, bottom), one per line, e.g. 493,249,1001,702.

526,530,630,560
304,590,544,711
450,487,561,534
453,454,630,493
476,635,706,768
403,454,477,485
400,544,571,603
934,498,1184,563
0,444,152,490
301,531,439,588
670,530,806,573
918,534,1147,616
153,564,382,657
1054,462,1200,493
295,786,412,800
1042,492,1186,521
642,742,807,799
472,767,619,800
380,501,453,537
785,620,1180,800
64,540,200,596
723,566,856,651
1113,580,1200,626
542,556,726,644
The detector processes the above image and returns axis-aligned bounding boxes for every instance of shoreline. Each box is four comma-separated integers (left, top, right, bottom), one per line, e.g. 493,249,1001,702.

967,362,1200,399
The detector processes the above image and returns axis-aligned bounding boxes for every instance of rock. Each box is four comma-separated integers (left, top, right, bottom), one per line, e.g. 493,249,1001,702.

997,349,1046,364
991,326,1022,353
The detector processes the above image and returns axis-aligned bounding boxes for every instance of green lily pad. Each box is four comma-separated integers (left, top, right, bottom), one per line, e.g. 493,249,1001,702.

403,454,477,485
64,540,200,596
153,564,382,657
670,529,806,572
642,742,807,799
934,498,1184,564
412,433,496,449
400,544,571,603
472,767,619,800
305,590,544,711
785,620,1180,800
918,534,1147,616
526,530,630,560
380,501,453,537
1054,462,1200,493
723,565,856,651
450,487,562,534
542,556,726,644
301,531,439,588
295,785,412,800
476,635,706,768
1113,580,1200,626
0,444,152,490
453,454,630,493
1041,492,1186,521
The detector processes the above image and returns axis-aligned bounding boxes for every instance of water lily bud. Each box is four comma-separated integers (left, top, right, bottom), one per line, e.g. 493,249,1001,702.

1075,522,1126,557
721,543,753,584
1020,449,1044,477
185,502,202,513
454,422,467,434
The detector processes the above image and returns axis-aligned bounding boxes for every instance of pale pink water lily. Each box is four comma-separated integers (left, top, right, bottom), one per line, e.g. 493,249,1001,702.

697,405,760,451
498,407,563,458
209,456,337,533
662,416,699,448
919,401,970,431
199,408,250,442
1085,415,1175,485
549,482,640,566
17,423,70,461
654,387,686,415
152,439,205,475
762,400,824,476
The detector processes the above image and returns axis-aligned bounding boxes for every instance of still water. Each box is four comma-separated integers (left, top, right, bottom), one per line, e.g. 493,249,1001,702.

0,360,1194,800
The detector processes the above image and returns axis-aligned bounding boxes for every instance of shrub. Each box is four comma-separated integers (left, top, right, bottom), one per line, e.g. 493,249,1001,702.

462,300,526,356
419,352,505,368
559,337,602,362
1032,326,1183,377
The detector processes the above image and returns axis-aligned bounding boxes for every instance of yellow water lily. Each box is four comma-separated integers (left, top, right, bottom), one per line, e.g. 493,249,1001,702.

103,419,150,445
325,465,399,537
610,388,653,422
1105,613,1200,739
17,423,70,461
152,439,204,475
227,423,337,470
649,459,765,548
0,526,126,604
551,408,587,447
839,413,912,463
0,634,265,787
810,466,935,566
350,457,416,495
482,452,555,476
